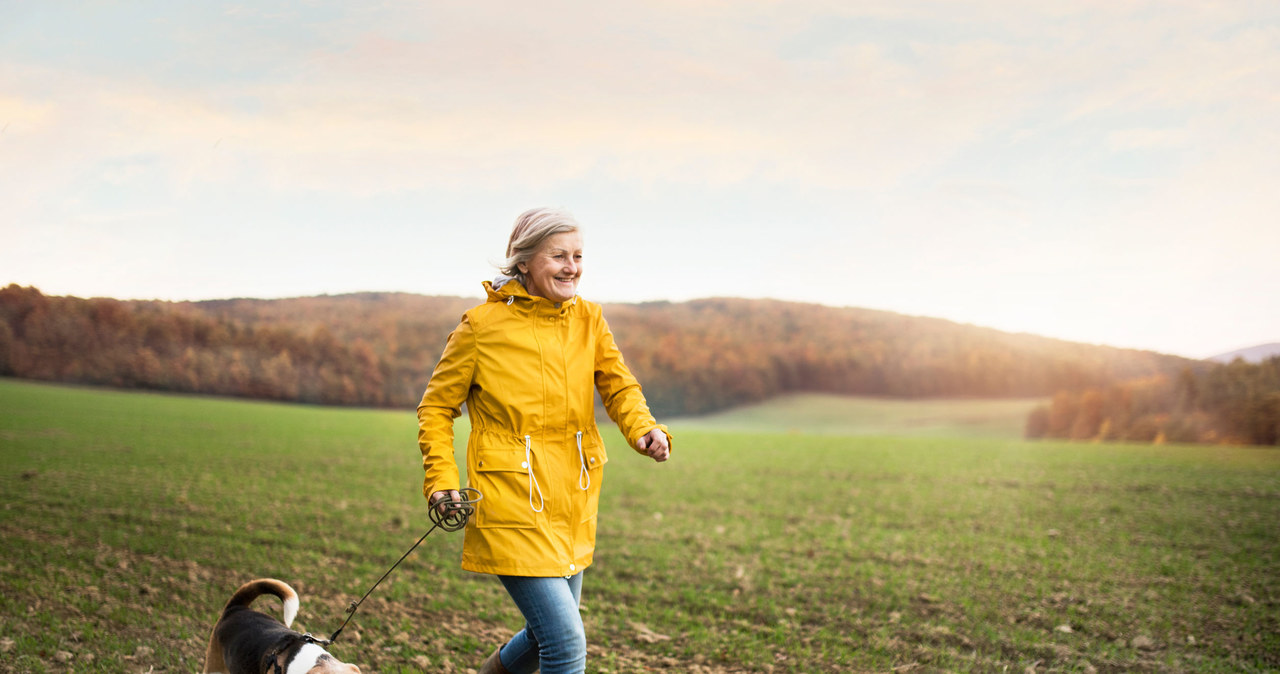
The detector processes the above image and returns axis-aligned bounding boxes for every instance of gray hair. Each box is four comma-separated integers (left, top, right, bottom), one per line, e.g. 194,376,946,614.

500,207,582,285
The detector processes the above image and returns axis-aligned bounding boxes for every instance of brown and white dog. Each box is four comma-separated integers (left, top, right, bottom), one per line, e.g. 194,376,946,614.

202,579,361,674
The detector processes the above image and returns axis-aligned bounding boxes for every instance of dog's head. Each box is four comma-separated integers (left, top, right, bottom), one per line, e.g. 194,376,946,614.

284,643,361,674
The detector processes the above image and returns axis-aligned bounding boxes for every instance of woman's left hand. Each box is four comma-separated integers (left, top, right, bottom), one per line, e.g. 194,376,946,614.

636,428,670,462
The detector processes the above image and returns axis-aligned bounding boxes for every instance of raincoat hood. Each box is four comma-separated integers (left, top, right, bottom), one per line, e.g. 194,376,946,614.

488,274,519,293
485,277,578,308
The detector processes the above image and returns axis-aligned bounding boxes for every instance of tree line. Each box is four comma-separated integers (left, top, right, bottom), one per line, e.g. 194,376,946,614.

589,298,1199,416
2,285,1200,419
1025,358,1280,446
0,285,395,406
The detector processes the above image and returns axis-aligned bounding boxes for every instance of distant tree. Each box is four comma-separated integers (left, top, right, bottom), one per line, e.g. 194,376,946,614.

0,320,13,375
1025,406,1050,439
1126,414,1165,443
1174,367,1199,413
1070,390,1105,440
1046,392,1079,438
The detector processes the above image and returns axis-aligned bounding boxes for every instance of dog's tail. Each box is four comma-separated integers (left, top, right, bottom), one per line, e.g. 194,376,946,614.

223,578,301,627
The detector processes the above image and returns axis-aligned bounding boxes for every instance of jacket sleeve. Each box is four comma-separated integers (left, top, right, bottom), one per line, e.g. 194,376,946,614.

417,314,476,500
593,310,672,453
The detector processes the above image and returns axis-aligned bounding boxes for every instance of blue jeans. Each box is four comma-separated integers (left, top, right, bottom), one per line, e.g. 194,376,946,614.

496,572,586,674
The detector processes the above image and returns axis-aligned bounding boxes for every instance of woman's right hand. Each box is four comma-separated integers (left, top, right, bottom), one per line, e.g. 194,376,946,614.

429,489,462,517
636,428,670,462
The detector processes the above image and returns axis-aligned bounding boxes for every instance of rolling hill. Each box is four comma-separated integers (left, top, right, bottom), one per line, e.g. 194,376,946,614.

1209,342,1280,364
1,284,1202,417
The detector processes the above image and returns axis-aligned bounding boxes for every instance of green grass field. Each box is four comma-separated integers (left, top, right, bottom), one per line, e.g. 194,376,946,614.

1,378,1277,673
670,393,1045,439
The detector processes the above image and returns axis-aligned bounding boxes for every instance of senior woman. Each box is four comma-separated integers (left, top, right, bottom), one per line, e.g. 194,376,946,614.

417,207,672,674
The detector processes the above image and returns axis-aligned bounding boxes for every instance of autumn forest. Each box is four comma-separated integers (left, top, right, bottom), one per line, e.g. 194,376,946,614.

2,284,1276,445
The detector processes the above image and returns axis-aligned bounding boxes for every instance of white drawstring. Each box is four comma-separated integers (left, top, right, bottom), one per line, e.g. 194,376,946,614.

525,435,544,513
576,431,590,491
506,296,514,305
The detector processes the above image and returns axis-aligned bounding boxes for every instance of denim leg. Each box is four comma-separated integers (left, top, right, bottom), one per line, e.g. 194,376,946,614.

497,572,585,674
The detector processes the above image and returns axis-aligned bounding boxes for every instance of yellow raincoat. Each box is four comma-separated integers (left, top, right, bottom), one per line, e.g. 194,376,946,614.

418,279,671,576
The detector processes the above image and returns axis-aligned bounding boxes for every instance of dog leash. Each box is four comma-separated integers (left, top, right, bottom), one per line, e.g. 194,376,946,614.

304,488,483,647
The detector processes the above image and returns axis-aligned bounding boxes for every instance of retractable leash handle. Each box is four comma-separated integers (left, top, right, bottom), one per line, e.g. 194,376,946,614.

323,488,483,644
431,487,483,531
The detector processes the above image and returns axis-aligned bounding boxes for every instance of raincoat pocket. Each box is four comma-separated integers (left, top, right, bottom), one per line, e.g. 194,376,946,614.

473,446,539,529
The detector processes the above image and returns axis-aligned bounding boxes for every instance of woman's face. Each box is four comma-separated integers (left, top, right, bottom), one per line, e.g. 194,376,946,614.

520,231,583,303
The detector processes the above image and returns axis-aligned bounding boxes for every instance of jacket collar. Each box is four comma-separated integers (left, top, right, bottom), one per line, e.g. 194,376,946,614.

483,278,579,311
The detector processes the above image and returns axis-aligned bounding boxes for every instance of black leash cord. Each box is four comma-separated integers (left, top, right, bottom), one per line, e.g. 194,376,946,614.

316,487,483,645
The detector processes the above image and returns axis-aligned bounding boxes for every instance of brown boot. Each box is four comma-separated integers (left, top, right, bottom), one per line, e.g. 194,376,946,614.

477,647,511,674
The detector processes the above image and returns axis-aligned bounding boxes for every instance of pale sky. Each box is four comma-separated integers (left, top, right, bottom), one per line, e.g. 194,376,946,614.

2,1,1277,360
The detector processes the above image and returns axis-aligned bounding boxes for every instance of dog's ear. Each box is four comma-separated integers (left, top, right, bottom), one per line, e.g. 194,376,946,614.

201,638,226,674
